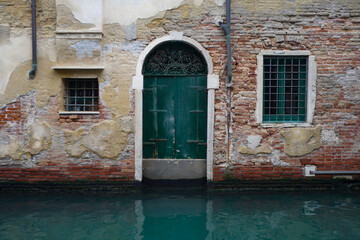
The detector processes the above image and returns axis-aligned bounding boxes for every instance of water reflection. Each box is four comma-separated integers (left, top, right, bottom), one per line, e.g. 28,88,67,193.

0,191,359,240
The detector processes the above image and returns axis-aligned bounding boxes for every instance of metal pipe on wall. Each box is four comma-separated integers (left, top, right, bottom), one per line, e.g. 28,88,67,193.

310,171,360,175
221,0,232,87
28,0,37,79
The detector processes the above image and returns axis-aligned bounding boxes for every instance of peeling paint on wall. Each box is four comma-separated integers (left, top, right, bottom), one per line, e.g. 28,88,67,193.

70,40,101,59
56,0,102,30
103,0,184,26
0,33,31,94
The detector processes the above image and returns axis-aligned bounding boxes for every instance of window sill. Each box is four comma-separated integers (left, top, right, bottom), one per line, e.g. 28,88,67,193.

260,122,312,128
59,111,100,115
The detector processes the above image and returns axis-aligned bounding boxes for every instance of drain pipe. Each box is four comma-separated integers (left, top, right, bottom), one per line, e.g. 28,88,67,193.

220,0,232,87
311,171,360,175
28,0,37,79
304,166,360,177
219,0,233,165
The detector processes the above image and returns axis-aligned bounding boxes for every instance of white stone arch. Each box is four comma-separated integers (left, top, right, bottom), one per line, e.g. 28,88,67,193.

132,31,219,182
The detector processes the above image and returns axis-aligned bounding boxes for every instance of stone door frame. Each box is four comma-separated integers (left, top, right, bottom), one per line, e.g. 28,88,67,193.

132,32,219,182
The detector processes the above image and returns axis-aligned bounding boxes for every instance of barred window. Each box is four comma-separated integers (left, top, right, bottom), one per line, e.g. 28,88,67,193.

263,56,307,122
64,78,99,111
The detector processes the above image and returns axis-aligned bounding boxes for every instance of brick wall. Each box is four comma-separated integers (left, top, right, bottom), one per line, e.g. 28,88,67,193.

0,92,134,183
208,1,360,181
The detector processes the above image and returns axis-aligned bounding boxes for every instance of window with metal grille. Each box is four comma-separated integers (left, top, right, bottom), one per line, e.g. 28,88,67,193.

263,56,307,122
64,78,99,111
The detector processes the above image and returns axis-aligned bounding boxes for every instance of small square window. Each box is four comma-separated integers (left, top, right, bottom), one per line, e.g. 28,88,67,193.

262,56,307,123
64,78,99,111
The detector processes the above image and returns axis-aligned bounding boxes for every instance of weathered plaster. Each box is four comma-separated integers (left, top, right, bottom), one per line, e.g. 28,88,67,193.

124,23,137,41
280,126,322,157
0,25,10,44
239,144,272,155
70,40,101,59
0,135,24,160
238,135,272,155
246,135,262,149
335,67,360,102
194,0,204,7
321,129,340,146
103,0,184,26
0,121,53,160
213,0,225,7
0,33,31,94
27,122,53,155
63,120,131,159
56,0,101,31
101,46,137,117
270,150,290,166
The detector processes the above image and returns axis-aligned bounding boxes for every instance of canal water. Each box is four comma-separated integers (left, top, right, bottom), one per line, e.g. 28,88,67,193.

0,190,359,240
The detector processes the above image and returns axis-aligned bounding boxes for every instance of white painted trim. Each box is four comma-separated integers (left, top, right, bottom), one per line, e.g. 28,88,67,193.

207,75,219,89
304,165,316,177
132,32,218,181
59,111,100,115
52,66,104,70
134,90,143,182
255,50,316,124
207,89,215,181
307,56,317,123
132,31,215,90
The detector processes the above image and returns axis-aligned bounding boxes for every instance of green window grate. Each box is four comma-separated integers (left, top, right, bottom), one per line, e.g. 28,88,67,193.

64,78,99,111
263,56,307,122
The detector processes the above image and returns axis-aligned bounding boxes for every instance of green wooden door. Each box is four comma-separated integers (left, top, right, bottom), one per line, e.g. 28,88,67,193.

143,76,207,159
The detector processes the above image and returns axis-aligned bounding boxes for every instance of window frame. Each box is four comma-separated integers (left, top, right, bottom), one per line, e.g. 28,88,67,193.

256,50,317,126
62,78,100,113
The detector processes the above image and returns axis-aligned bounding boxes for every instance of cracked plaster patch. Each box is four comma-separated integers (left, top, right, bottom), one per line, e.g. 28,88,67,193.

0,121,52,160
27,122,53,155
239,135,272,155
280,126,322,156
63,120,131,159
239,144,272,155
0,135,24,160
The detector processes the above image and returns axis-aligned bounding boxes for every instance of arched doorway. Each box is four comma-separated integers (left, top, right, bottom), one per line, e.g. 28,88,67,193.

132,32,219,182
142,41,207,180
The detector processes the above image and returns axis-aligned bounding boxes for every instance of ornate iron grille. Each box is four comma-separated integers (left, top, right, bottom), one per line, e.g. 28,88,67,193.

143,41,208,76
64,78,99,111
263,56,307,122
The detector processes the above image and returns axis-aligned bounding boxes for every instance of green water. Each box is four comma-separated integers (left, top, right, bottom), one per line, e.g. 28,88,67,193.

0,190,359,240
